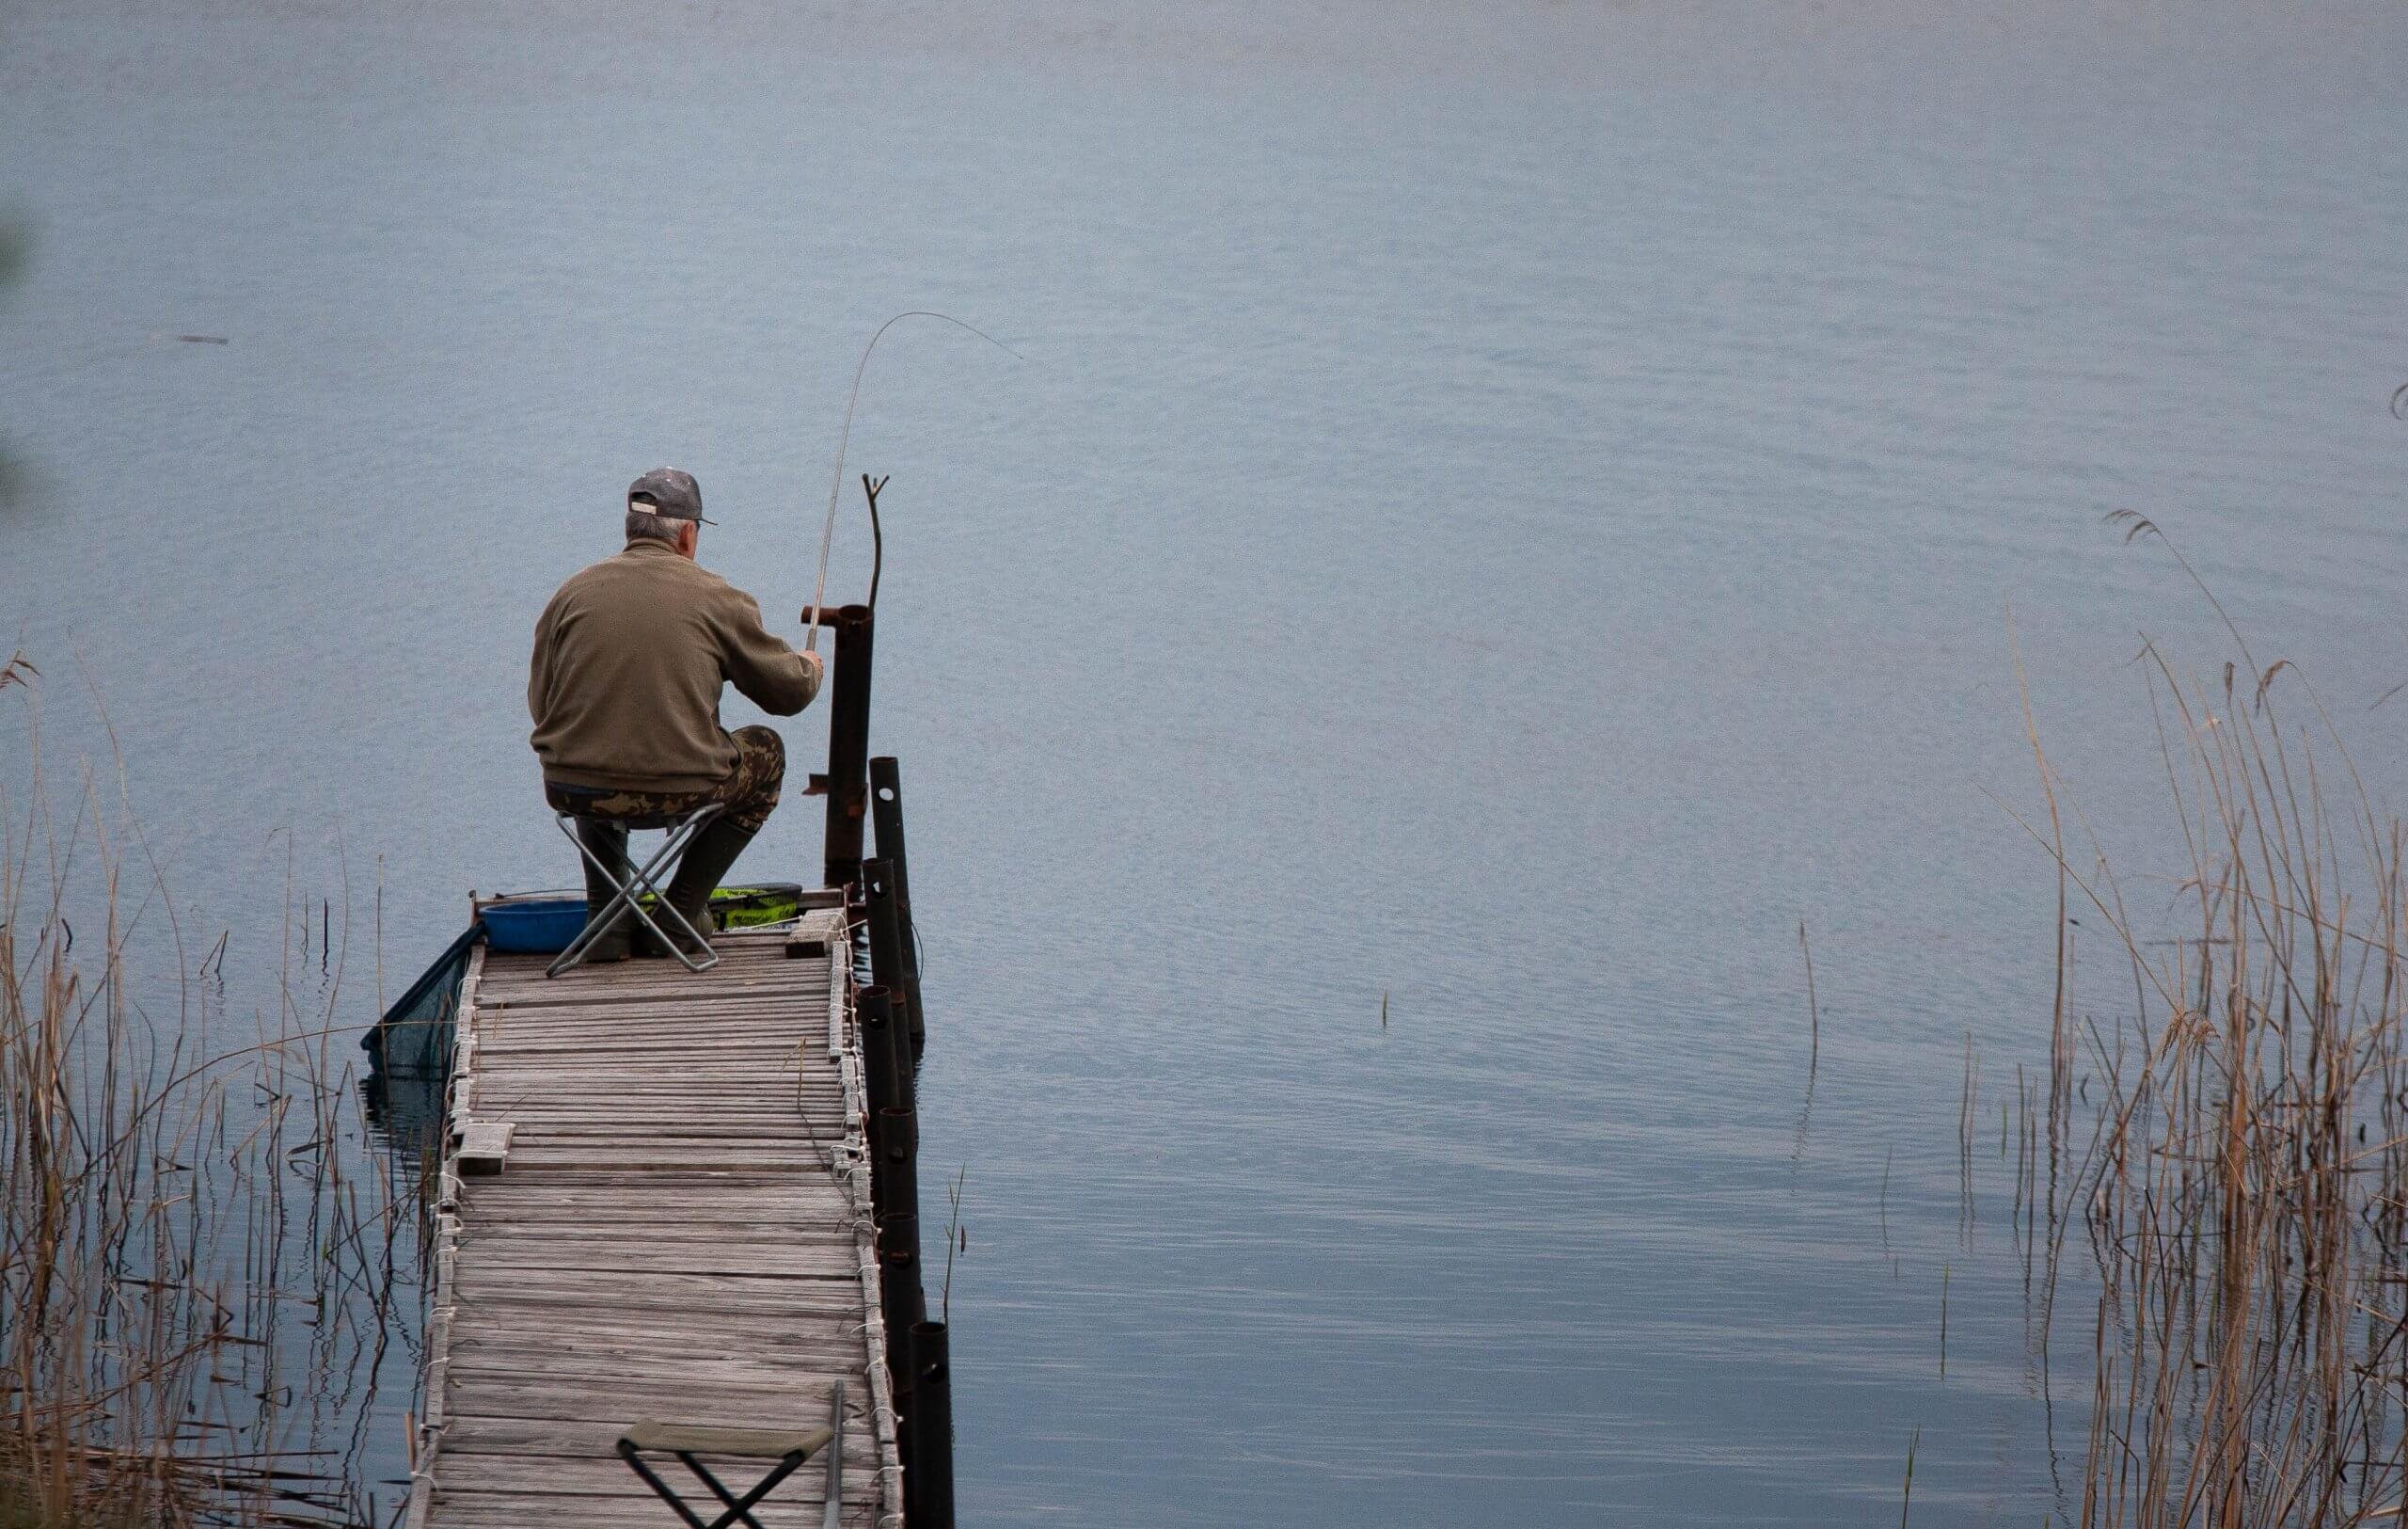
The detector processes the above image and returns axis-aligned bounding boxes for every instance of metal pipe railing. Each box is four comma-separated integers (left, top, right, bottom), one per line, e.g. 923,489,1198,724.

819,604,875,889
867,757,925,1047
877,1214,923,1463
906,1322,954,1529
863,858,922,1053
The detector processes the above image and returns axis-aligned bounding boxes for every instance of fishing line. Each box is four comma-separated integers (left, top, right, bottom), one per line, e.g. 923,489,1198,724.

802,311,1022,653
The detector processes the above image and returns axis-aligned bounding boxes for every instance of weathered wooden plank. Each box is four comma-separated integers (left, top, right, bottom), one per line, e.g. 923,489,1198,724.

464,1118,848,1136
462,1441,888,1474
454,1179,843,1203
449,1268,871,1316
484,947,826,976
475,1014,837,1030
456,1234,855,1260
474,1040,822,1059
477,1074,843,1086
486,1156,833,1177
440,1463,883,1496
455,1250,858,1280
443,1350,872,1394
442,1425,885,1464
431,1492,881,1529
498,1134,835,1154
472,1142,831,1167
447,1322,869,1362
471,1069,847,1085
459,1198,852,1224
461,1218,857,1243
474,1072,839,1091
473,1039,841,1057
430,1489,880,1529
458,1184,849,1208
475,990,831,1013
434,1375,853,1425
476,980,828,1006
471,1093,848,1112
477,983,831,1006
445,1327,868,1360
482,940,821,967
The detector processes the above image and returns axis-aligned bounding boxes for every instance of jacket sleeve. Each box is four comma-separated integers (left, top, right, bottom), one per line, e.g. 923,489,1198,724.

718,589,821,716
528,599,555,725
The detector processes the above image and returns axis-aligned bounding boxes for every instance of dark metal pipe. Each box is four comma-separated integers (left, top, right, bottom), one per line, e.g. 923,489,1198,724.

906,1321,955,1529
877,1107,919,1236
867,757,927,1050
820,604,875,890
877,1214,924,1448
860,986,902,1117
864,858,924,1052
875,1102,923,1420
890,993,917,1120
861,987,900,1218
863,856,906,987
867,757,916,945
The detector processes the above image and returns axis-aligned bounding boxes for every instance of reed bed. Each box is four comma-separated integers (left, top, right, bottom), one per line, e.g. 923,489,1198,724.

2018,522,2408,1527
1,681,426,1528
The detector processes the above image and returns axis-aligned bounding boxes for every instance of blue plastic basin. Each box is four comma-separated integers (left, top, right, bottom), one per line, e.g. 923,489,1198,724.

480,897,591,954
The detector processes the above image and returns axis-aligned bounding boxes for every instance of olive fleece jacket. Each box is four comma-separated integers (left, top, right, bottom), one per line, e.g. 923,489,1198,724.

529,540,820,793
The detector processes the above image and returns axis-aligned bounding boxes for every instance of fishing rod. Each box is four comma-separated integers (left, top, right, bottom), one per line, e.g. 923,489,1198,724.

800,311,1022,653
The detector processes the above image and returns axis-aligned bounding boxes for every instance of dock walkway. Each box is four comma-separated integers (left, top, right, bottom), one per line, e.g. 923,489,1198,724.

405,915,901,1528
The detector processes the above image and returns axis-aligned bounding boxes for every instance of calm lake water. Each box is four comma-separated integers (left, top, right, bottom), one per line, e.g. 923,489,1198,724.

6,1,2408,1522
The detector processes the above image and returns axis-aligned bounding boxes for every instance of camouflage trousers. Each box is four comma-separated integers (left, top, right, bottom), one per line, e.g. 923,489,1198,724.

544,725,786,836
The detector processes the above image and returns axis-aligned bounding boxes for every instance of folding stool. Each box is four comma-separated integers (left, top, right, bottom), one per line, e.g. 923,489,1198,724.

548,802,726,978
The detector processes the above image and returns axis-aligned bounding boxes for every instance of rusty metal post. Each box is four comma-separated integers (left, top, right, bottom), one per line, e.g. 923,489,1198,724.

868,756,915,938
889,989,917,1120
819,603,875,890
861,987,900,1218
861,986,901,1113
877,1213,924,1458
864,858,921,1052
906,1321,954,1529
877,1106,919,1237
868,757,927,1049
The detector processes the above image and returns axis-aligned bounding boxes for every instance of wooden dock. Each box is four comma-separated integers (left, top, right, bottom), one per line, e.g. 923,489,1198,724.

404,913,903,1528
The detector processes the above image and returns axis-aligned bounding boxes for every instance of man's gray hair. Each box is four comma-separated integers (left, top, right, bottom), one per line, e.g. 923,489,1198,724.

626,506,683,545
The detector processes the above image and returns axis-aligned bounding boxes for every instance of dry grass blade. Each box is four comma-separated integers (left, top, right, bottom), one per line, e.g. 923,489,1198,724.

2,690,417,1527
2026,520,2408,1528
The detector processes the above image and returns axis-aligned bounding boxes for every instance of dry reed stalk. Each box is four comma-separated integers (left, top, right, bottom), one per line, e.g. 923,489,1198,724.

2006,521,2408,1527
1,690,417,1527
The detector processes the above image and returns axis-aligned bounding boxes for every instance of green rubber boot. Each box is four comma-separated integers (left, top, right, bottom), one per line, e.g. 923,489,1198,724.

574,820,632,964
657,817,757,959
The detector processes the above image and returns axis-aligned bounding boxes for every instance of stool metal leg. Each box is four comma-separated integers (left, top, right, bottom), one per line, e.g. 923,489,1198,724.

617,1442,713,1529
615,1438,811,1529
549,816,638,977
550,807,721,977
675,1448,807,1529
547,805,728,978
549,814,664,978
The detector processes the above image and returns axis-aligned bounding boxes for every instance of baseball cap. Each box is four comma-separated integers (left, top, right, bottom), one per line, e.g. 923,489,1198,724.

626,467,716,524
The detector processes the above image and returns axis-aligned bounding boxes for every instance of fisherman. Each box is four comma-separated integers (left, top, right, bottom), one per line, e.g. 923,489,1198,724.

528,468,823,962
